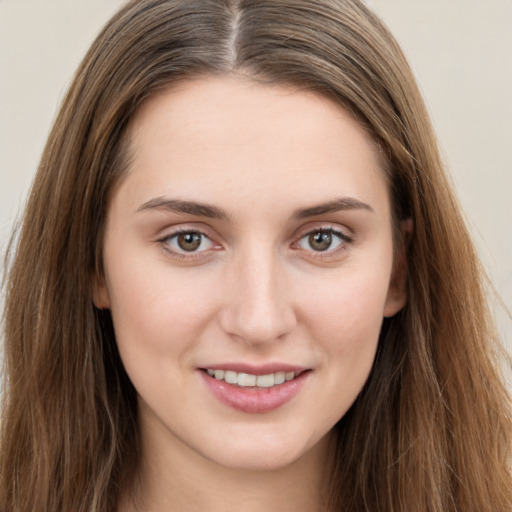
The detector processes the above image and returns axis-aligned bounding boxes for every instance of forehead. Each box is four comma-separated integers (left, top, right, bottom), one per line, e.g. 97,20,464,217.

117,76,389,218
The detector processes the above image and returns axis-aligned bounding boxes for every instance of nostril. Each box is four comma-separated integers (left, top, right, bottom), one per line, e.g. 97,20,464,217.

217,306,296,346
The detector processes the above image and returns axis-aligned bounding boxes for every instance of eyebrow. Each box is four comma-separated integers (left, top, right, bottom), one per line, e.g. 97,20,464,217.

136,196,373,221
136,197,230,221
292,197,374,219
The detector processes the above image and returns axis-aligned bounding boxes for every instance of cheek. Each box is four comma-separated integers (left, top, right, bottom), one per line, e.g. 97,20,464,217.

105,269,218,412
299,265,392,340
104,251,219,364
296,264,392,406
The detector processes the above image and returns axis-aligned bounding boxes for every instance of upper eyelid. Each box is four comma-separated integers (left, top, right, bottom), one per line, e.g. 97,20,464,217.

296,229,352,246
157,226,215,247
301,226,351,236
157,224,214,240
164,229,211,241
156,223,354,247
294,224,353,241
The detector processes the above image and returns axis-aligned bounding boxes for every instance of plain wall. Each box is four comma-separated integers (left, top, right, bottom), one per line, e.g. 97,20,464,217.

1,1,511,364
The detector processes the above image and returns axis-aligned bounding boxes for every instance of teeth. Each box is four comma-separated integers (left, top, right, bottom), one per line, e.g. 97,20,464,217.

256,374,274,387
206,369,297,387
224,370,237,384
237,373,256,387
274,372,285,385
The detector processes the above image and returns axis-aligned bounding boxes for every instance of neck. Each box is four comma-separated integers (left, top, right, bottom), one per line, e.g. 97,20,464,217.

119,413,335,512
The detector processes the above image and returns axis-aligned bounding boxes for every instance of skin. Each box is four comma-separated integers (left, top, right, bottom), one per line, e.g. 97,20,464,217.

94,76,407,512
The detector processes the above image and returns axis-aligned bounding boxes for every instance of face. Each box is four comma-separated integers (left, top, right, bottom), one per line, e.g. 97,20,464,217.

95,77,406,472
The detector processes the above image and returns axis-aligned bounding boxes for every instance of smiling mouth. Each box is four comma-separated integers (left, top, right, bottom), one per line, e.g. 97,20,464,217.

200,367,310,413
203,369,305,389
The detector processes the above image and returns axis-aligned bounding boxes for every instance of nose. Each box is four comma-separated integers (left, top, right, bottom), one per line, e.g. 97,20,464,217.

218,249,297,346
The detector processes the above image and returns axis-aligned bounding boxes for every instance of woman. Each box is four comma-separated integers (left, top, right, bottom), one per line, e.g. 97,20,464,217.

1,0,511,511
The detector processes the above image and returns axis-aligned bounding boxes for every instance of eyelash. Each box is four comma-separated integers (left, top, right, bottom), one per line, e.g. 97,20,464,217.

158,228,218,260
158,226,353,260
294,227,353,258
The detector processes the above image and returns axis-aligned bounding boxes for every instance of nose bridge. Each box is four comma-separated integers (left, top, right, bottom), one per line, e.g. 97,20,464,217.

219,241,296,345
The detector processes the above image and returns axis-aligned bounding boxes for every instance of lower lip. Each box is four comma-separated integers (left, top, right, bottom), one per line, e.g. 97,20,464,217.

200,371,310,414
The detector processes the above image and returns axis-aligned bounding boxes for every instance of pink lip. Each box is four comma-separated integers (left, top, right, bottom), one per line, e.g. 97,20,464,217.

199,367,310,414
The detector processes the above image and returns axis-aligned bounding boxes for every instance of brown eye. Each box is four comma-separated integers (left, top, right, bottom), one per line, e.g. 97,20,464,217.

176,232,202,251
296,228,349,254
308,231,333,251
162,229,218,258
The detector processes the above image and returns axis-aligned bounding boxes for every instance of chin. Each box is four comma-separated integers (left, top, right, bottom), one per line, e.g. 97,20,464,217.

200,427,331,472
210,448,306,472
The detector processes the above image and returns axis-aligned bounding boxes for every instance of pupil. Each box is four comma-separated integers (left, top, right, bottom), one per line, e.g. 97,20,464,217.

309,232,332,251
178,232,201,251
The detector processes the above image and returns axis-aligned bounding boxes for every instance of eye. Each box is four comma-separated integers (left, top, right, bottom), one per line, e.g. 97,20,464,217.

296,228,351,253
162,230,216,255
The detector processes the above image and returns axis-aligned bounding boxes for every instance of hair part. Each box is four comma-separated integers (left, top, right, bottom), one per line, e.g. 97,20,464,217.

1,1,511,511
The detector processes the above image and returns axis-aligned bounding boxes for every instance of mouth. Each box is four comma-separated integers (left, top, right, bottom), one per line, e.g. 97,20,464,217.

199,366,311,413
203,368,303,389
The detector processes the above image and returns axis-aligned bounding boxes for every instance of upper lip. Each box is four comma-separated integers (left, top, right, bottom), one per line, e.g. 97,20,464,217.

199,362,310,376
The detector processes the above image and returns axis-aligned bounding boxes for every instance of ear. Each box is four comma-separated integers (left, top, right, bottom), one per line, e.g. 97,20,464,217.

383,218,413,318
92,270,111,309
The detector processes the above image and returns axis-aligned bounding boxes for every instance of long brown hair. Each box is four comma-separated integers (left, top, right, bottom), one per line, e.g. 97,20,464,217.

2,1,510,510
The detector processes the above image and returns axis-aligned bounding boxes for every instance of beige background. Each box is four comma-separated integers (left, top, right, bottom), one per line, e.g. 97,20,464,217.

1,1,511,369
